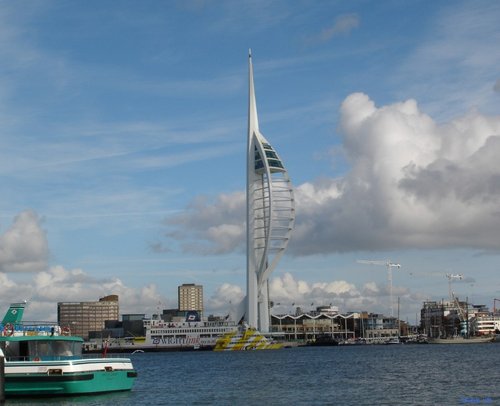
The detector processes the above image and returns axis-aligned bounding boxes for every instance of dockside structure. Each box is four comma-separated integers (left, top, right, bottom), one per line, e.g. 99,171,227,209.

270,307,407,341
421,298,496,338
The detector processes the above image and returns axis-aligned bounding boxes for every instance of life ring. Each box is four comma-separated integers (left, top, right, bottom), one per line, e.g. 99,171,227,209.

3,323,14,336
33,357,41,362
61,326,71,336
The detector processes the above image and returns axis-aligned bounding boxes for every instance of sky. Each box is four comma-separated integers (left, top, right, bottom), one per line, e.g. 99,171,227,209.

1,0,500,323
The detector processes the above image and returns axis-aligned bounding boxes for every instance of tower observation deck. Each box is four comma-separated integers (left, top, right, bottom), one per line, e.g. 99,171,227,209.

246,50,295,333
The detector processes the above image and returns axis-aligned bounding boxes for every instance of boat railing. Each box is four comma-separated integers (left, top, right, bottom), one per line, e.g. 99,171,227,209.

145,320,236,328
81,353,133,360
5,355,81,362
1,322,67,337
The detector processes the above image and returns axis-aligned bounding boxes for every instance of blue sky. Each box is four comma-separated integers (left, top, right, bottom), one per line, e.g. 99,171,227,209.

1,0,500,322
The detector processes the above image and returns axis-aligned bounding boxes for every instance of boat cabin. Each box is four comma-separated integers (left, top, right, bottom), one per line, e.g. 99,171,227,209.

0,336,83,361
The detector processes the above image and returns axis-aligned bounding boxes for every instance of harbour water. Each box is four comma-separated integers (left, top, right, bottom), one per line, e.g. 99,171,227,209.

5,344,500,405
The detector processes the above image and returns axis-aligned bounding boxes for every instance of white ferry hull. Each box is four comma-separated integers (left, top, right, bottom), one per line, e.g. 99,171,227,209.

428,336,495,344
85,319,238,353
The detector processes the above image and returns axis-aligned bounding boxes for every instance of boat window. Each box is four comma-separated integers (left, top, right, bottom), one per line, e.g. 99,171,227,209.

28,340,82,360
53,340,81,357
3,341,21,360
29,340,50,359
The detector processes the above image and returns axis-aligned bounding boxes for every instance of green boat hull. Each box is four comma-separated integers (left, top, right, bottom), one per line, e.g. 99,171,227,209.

1,302,137,397
6,369,137,396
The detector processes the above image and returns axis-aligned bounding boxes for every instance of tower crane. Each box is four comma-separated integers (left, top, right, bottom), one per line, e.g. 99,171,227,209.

357,260,401,317
494,298,500,314
445,273,463,301
446,274,467,323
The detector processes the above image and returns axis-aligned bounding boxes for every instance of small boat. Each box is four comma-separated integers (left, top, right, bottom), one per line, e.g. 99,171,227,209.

213,325,283,351
384,337,402,345
305,334,339,347
0,302,137,397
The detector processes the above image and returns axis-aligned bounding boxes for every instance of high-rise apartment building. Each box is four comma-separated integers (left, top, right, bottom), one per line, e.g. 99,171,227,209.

57,295,119,340
178,284,203,313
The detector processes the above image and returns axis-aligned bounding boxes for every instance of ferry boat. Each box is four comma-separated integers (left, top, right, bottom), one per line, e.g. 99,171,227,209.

85,314,239,352
0,302,136,397
213,325,283,351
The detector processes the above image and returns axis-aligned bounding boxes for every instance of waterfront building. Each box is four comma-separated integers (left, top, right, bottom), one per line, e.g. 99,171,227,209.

87,313,146,340
122,314,146,337
178,283,204,314
420,298,490,337
271,307,361,341
57,295,119,340
363,313,400,339
271,308,406,342
245,50,295,333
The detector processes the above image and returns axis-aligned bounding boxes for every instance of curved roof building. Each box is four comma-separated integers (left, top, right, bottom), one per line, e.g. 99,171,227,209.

246,51,295,332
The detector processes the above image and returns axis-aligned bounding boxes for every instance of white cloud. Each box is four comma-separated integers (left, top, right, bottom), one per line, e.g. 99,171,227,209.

0,265,169,321
294,92,500,253
162,92,500,255
269,273,361,303
268,272,414,316
303,13,359,47
206,283,244,314
319,14,359,41
0,210,49,272
164,192,245,254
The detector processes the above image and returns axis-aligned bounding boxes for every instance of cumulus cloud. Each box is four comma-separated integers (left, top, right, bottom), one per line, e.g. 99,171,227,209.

0,210,49,272
206,283,244,314
161,92,500,255
0,265,168,321
160,192,245,254
295,93,500,253
268,272,413,315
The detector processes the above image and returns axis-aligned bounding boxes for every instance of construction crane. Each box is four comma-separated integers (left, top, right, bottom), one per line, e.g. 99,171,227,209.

357,260,401,317
494,298,500,314
446,273,463,301
445,274,468,327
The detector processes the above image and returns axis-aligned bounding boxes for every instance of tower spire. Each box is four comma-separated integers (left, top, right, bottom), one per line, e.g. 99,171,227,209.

245,51,295,332
248,49,259,134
